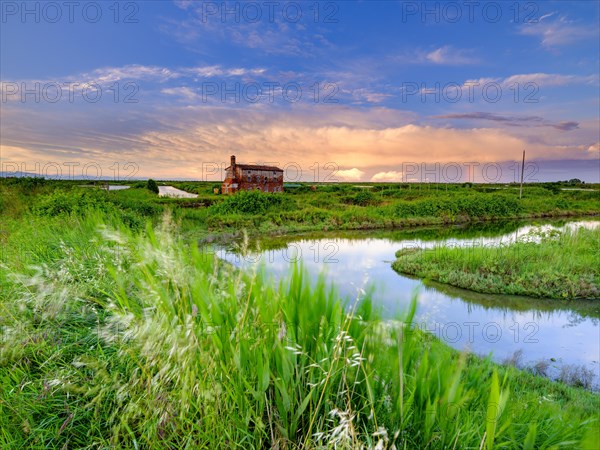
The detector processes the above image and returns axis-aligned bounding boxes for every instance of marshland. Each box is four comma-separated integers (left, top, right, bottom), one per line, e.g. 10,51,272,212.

1,178,599,448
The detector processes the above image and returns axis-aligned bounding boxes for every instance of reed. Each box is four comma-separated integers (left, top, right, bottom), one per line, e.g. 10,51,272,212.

1,210,598,448
393,227,600,299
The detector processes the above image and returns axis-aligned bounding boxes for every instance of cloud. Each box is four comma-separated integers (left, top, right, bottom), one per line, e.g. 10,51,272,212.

434,112,579,131
76,64,267,85
425,46,478,65
519,15,598,49
351,89,393,104
393,46,478,66
181,66,267,78
163,3,336,57
2,109,597,180
79,65,181,84
1,78,597,179
336,168,365,181
161,87,200,101
371,171,403,182
462,73,598,90
502,73,598,87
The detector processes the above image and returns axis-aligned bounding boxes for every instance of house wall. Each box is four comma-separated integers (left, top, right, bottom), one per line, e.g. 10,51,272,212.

222,168,283,194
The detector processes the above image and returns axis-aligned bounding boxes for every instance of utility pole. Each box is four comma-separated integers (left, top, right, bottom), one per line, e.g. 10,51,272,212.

519,150,525,199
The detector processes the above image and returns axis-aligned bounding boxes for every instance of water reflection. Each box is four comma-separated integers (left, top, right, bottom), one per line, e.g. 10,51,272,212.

215,218,600,388
158,186,198,198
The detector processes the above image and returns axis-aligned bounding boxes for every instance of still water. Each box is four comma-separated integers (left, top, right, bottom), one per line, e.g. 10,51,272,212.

216,218,600,388
158,186,198,198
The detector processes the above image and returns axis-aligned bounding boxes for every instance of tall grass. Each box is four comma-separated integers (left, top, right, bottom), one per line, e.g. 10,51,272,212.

3,179,598,238
393,227,600,299
1,211,598,448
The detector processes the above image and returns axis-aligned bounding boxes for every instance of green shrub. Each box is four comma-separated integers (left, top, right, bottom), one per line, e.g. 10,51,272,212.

352,190,376,206
394,194,522,218
147,179,159,194
33,190,111,216
543,183,562,194
210,190,290,215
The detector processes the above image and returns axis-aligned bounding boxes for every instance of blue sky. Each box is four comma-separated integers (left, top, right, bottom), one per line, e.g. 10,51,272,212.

1,0,599,181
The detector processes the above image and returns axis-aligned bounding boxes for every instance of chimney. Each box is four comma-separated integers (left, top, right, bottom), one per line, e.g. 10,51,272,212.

231,155,236,171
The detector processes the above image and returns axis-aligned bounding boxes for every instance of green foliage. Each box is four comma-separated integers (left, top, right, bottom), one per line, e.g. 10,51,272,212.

146,178,159,194
394,194,522,218
210,189,291,215
352,190,377,206
1,211,597,448
33,189,111,216
1,178,598,237
393,227,600,299
542,183,562,194
131,180,147,188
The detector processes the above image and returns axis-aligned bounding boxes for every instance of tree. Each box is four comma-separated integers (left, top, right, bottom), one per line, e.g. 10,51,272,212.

146,179,159,194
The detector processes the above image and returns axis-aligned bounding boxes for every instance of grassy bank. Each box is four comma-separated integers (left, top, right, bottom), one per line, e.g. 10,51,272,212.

1,178,599,239
1,209,599,448
392,227,600,300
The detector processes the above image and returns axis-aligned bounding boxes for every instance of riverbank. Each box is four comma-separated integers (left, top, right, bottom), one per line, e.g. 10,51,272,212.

392,227,600,300
2,179,598,242
1,209,598,448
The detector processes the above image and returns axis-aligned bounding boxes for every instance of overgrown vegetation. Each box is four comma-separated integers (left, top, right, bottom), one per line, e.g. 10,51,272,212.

146,178,159,194
393,227,600,299
1,207,598,448
209,189,289,214
1,178,598,239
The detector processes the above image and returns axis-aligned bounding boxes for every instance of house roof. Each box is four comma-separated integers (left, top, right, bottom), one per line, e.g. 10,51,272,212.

226,164,283,172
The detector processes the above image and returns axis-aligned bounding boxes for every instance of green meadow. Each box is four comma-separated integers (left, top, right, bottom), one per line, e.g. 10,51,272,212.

2,177,598,238
1,178,599,448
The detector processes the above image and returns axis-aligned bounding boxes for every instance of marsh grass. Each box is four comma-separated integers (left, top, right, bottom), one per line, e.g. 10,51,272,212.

2,179,598,238
1,211,598,448
393,227,600,299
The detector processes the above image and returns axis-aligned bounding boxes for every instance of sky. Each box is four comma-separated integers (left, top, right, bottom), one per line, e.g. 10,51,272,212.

1,0,599,182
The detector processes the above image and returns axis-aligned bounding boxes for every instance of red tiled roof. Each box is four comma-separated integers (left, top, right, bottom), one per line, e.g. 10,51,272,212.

226,164,283,171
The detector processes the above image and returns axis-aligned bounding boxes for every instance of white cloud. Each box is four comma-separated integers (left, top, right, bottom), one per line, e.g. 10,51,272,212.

79,65,180,84
502,73,597,87
72,64,267,85
371,171,403,182
460,73,598,92
336,168,365,181
352,89,392,104
424,46,478,65
182,66,267,78
161,87,199,101
161,4,335,57
519,15,598,49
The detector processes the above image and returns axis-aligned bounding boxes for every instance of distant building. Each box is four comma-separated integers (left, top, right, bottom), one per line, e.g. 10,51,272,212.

222,155,284,194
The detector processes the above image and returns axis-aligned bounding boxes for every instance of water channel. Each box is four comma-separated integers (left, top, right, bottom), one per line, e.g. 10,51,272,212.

214,218,600,388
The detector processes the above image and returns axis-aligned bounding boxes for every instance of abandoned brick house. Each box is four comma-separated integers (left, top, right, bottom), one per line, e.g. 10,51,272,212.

221,155,284,194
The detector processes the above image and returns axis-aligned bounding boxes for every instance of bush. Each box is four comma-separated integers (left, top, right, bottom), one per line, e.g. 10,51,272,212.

146,179,159,194
33,190,111,216
352,190,376,206
543,183,561,195
394,194,522,218
210,190,290,215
